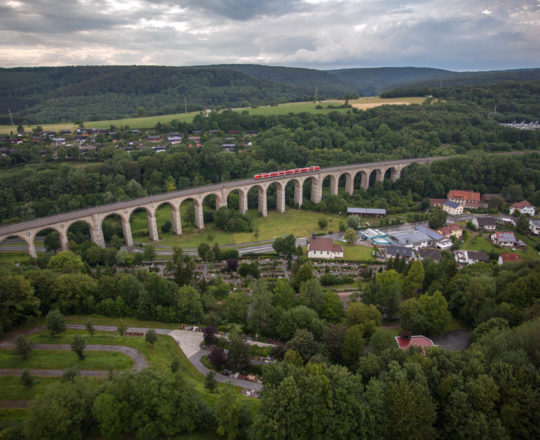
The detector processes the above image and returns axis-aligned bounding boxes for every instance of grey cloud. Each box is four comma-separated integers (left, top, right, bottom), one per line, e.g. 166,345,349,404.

182,0,306,20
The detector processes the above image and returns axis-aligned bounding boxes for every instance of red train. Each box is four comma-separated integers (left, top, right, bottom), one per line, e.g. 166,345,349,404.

254,165,320,180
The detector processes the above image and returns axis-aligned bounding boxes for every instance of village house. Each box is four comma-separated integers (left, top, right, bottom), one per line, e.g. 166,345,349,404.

308,237,344,259
509,200,536,216
429,198,446,208
385,245,415,260
447,189,481,209
498,253,523,265
529,219,540,235
436,223,463,239
417,248,442,263
472,216,497,232
443,200,464,215
491,231,518,247
454,250,489,265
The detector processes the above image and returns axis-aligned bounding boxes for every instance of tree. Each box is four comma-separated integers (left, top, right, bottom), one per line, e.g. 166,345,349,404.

428,209,447,229
21,369,35,388
178,285,203,323
345,302,381,337
0,274,40,336
273,234,297,257
85,320,94,337
516,214,529,235
369,328,396,354
402,260,425,298
44,230,61,253
323,323,347,364
342,324,366,370
61,367,80,382
293,262,315,289
14,335,34,360
47,309,66,336
71,335,86,360
248,279,275,336
347,215,362,229
318,218,328,230
400,298,426,334
161,220,172,233
203,325,218,346
145,328,158,345
227,330,250,372
344,228,357,245
225,290,249,324
205,371,217,392
48,250,85,273
170,357,180,373
142,244,156,262
117,322,127,336
299,278,326,316
209,347,227,370
166,247,195,287
273,278,296,309
198,242,211,261
287,329,318,361
322,291,345,323
417,290,451,335
214,384,249,440
92,393,124,440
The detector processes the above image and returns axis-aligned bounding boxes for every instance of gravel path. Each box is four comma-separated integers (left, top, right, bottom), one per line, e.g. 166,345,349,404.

432,329,471,351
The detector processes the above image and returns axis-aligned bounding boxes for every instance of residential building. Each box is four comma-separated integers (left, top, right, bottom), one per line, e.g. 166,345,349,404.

447,189,481,208
385,245,415,260
436,239,453,250
454,250,489,265
147,135,162,143
437,223,463,239
429,198,446,208
308,237,344,259
529,219,540,235
347,207,387,217
418,248,442,263
491,231,517,247
443,200,463,215
509,200,536,216
498,253,523,265
472,217,497,232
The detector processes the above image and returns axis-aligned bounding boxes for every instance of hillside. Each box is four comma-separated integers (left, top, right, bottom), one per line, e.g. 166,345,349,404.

1,64,540,124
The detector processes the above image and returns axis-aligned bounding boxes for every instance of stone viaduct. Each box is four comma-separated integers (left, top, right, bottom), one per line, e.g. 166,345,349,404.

0,156,444,257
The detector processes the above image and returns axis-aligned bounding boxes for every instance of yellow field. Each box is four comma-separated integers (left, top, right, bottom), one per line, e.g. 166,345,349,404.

0,97,426,135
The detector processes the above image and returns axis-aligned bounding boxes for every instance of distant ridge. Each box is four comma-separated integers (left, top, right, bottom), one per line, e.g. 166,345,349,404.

1,64,539,124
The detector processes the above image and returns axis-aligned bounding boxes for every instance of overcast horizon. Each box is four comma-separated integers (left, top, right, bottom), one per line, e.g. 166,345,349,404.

1,0,539,71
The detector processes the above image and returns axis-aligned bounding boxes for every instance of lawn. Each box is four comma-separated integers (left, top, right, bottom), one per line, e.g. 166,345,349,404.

129,208,345,248
0,376,102,401
0,349,133,370
462,232,540,260
67,315,181,330
342,243,376,261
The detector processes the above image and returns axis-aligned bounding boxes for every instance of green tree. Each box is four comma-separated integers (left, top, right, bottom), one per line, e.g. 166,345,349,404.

178,285,203,323
166,247,195,287
294,262,315,289
402,260,425,298
287,329,318,361
323,323,347,364
227,330,250,372
399,298,426,334
417,290,451,335
142,244,156,262
0,274,40,336
21,369,35,388
85,320,94,337
92,393,124,440
428,209,447,229
117,322,127,336
273,234,297,257
44,230,61,253
248,279,275,336
347,215,362,229
342,324,366,370
344,228,357,245
318,218,328,230
48,250,85,273
273,278,296,309
214,384,250,440
47,309,66,336
299,278,326,316
345,302,381,337
145,328,158,345
53,273,97,314
14,335,34,360
225,290,250,324
516,214,529,235
205,370,217,393
322,291,345,323
369,328,396,355
71,335,86,360
198,242,211,261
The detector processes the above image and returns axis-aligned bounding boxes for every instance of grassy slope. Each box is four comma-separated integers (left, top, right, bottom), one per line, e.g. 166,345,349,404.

0,97,424,134
0,349,133,370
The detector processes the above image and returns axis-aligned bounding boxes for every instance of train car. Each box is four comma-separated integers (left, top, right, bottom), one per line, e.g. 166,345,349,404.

254,166,320,180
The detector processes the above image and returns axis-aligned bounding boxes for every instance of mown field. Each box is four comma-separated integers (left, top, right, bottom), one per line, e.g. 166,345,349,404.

0,97,425,134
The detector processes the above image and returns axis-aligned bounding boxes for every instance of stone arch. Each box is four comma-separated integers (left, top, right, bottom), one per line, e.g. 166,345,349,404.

300,175,321,204
154,199,181,235
225,188,248,215
0,233,37,258
266,180,286,213
246,183,269,217
179,196,204,229
101,212,127,246
34,224,69,252
320,174,338,196
367,169,383,187
384,166,401,182
65,219,93,245
353,170,369,191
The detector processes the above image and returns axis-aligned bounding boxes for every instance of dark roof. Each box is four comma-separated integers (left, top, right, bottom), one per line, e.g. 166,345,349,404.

468,250,489,262
347,207,387,215
418,248,442,262
386,245,414,258
444,200,460,209
476,217,496,227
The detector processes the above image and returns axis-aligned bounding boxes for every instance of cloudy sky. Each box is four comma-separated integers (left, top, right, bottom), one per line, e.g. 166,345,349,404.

1,0,539,70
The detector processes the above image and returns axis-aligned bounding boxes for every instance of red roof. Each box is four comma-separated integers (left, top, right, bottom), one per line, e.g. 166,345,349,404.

499,253,523,263
437,223,462,235
448,190,481,202
395,335,435,350
510,200,534,209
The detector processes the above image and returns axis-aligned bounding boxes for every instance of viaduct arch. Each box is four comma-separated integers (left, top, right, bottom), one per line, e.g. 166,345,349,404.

0,156,442,257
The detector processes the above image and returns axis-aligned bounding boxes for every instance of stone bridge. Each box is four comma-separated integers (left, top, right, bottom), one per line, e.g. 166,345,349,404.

0,156,444,257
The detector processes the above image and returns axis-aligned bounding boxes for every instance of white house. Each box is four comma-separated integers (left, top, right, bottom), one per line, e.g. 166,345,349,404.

509,200,536,216
472,217,497,232
308,237,344,259
454,250,489,265
529,219,540,235
443,200,463,215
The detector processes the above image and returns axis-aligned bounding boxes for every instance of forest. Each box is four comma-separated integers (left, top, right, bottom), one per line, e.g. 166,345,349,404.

1,64,540,123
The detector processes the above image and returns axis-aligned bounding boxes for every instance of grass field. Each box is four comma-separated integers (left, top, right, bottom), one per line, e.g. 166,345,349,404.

0,97,425,135
0,349,133,370
66,315,182,330
129,207,344,248
0,376,102,401
342,243,376,261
